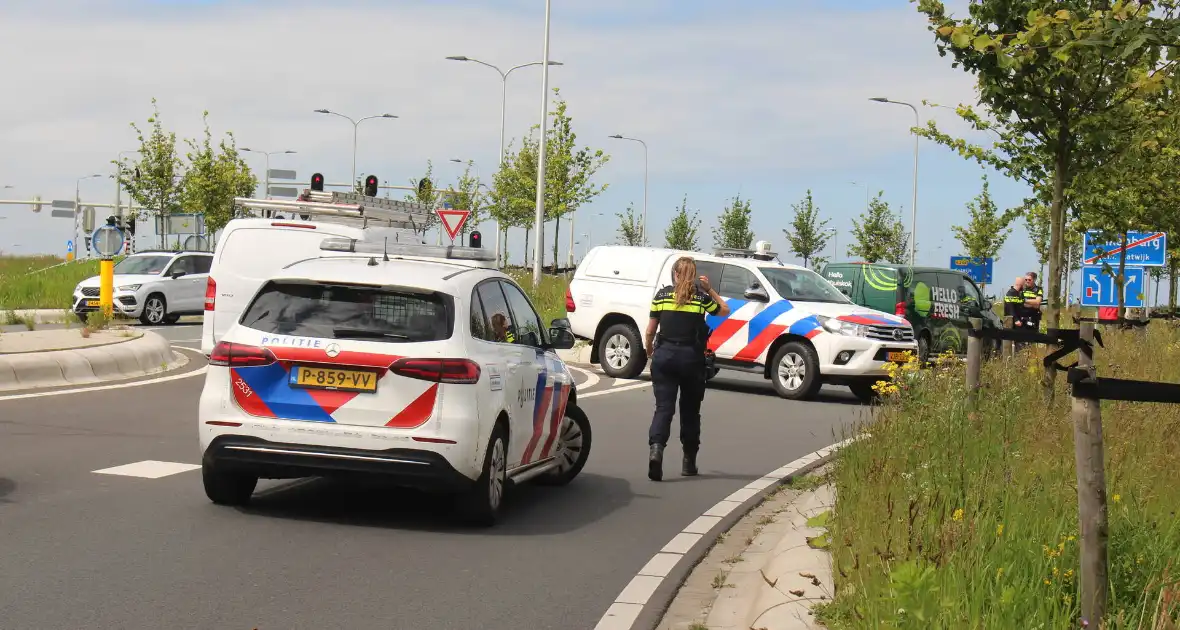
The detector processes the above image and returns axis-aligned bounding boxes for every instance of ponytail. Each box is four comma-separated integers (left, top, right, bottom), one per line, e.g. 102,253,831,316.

672,257,698,306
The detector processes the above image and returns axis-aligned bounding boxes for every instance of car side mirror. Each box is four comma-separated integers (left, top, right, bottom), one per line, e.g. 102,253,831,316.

522,331,541,348
548,318,575,350
170,269,186,279
744,283,769,302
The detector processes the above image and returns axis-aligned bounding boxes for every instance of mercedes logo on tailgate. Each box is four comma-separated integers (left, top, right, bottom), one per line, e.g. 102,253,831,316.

325,343,341,358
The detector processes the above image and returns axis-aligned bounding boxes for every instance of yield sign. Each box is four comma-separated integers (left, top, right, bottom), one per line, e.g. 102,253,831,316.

436,209,470,242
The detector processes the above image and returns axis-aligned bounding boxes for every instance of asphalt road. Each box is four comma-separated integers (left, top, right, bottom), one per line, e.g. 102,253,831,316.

0,325,867,630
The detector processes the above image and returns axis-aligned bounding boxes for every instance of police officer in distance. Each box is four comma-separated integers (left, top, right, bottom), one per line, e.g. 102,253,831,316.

1022,271,1044,331
643,257,731,481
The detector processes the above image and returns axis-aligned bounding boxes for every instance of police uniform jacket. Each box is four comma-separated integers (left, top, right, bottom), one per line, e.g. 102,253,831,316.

650,285,721,349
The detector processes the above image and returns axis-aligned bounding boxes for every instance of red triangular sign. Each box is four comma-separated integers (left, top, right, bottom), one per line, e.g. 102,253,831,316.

436,209,470,242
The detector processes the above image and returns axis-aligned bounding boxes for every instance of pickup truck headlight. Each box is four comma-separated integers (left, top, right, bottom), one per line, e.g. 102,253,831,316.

817,315,866,337
117,284,141,291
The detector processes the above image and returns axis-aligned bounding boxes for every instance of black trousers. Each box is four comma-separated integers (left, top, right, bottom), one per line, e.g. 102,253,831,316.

648,343,706,450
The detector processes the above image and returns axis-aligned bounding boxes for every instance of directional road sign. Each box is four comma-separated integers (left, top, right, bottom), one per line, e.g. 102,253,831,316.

949,256,993,284
51,209,75,219
52,199,76,210
1080,265,1145,308
66,240,74,253
267,186,299,198
1082,230,1167,267
268,169,297,181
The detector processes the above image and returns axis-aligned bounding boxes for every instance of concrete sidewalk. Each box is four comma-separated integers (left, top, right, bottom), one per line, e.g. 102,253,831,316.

659,470,836,630
0,327,184,391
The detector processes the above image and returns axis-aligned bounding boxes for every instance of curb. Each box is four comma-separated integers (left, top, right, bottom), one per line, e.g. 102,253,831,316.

593,436,859,630
557,342,594,366
0,331,182,391
2,309,73,325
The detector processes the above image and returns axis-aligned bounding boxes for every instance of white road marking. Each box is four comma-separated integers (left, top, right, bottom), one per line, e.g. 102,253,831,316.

0,346,207,402
580,382,651,399
93,460,201,479
567,365,600,391
591,434,862,630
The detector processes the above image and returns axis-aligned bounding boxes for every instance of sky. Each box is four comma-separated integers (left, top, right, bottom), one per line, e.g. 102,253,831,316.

0,0,1102,300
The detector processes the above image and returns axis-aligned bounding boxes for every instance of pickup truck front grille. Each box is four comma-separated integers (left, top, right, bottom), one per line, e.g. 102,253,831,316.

865,325,914,342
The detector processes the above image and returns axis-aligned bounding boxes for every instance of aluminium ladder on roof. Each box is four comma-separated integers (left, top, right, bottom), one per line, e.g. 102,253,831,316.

232,190,436,230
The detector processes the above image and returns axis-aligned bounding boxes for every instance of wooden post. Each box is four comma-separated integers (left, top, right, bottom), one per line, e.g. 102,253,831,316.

966,317,983,400
1071,321,1109,623
1001,315,1014,359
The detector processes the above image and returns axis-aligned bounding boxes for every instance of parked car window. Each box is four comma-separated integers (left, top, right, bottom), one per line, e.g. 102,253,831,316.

166,256,194,276
469,289,492,342
240,281,454,342
759,267,851,303
693,260,722,290
500,280,547,347
718,264,757,300
191,256,213,274
114,255,172,275
475,281,515,344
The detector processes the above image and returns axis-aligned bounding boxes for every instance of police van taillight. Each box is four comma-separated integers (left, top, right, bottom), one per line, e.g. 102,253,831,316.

205,277,217,311
895,301,907,318
565,287,576,312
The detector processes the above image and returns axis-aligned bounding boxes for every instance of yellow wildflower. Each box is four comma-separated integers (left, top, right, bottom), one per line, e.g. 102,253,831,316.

952,508,964,521
1112,494,1121,503
996,567,1004,579
1052,567,1060,577
995,523,1004,537
1044,578,1052,585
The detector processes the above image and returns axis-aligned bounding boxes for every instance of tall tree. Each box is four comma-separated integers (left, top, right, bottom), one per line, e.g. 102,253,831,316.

115,98,185,249
912,0,1180,327
713,194,754,250
490,89,610,270
615,203,647,246
951,175,1014,262
664,195,702,251
178,113,257,236
783,190,831,268
848,192,909,264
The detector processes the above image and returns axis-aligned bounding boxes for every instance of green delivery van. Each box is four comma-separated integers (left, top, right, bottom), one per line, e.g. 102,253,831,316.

821,262,1003,362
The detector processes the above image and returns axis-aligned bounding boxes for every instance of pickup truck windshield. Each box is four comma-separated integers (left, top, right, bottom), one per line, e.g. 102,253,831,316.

759,267,851,304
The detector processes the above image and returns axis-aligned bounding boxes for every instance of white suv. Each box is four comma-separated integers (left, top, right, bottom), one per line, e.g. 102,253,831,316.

73,250,213,325
566,244,918,401
198,239,592,526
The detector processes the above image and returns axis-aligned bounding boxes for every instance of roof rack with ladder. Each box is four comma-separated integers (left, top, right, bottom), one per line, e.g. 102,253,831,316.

714,240,780,262
318,236,496,269
232,189,435,231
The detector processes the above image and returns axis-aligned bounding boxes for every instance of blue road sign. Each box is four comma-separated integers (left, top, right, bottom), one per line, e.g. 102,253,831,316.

1082,230,1167,267
1080,265,1145,308
949,256,993,284
66,240,74,253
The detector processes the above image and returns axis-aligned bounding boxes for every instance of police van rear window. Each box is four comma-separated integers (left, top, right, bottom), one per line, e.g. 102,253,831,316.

240,280,454,343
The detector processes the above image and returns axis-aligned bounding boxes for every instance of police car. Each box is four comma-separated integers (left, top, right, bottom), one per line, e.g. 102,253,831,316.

198,192,591,527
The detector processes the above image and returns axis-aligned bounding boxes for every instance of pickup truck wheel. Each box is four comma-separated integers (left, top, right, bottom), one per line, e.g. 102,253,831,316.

770,341,822,400
848,380,880,403
599,323,645,379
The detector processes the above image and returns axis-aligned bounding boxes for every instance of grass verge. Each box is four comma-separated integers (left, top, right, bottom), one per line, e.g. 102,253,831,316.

0,255,106,310
821,325,1180,628
504,269,570,326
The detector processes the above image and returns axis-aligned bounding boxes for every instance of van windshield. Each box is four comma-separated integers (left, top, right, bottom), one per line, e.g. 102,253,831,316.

240,281,454,343
759,267,851,304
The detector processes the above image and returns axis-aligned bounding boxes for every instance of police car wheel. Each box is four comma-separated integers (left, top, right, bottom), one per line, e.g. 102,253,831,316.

848,380,879,403
202,461,257,506
770,341,822,400
454,426,508,527
536,404,592,486
705,367,720,381
599,323,645,379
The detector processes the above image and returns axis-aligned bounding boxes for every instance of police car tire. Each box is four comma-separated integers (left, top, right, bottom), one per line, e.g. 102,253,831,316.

770,341,822,400
705,367,720,381
599,323,646,379
848,380,878,403
202,461,258,506
536,404,592,487
454,426,508,527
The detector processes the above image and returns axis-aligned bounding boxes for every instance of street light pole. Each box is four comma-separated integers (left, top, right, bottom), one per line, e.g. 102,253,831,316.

115,150,139,220
531,0,554,288
76,173,102,258
313,110,397,187
870,97,920,266
446,55,564,267
608,134,649,243
242,148,297,199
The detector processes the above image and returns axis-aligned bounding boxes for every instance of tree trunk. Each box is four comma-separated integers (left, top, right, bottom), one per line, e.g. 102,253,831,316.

1045,132,1069,329
1116,232,1128,327
552,215,561,274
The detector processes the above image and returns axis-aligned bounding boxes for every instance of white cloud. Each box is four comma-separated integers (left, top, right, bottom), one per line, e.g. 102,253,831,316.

0,0,991,256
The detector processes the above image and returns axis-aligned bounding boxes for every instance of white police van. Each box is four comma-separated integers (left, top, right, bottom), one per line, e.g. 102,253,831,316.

565,242,918,401
198,189,591,527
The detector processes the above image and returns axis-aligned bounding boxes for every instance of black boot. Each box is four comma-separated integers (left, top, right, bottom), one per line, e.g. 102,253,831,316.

648,444,664,481
682,448,698,476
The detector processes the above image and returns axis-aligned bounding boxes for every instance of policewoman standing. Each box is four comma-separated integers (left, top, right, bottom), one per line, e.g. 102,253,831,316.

643,257,731,481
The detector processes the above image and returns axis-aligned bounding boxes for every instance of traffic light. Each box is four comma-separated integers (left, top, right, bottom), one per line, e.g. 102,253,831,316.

31,195,41,213
418,177,432,199
364,175,379,197
311,172,324,192
124,215,136,237
106,215,117,227
468,230,482,248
